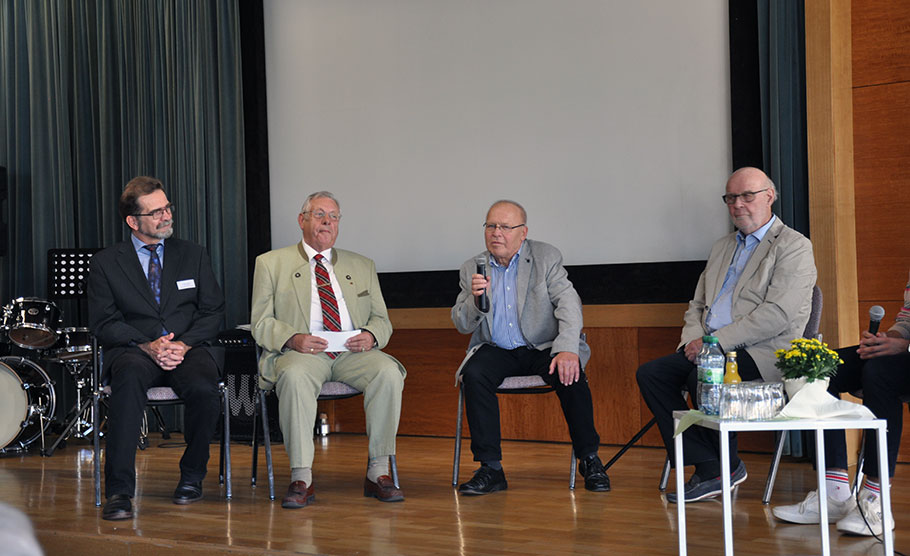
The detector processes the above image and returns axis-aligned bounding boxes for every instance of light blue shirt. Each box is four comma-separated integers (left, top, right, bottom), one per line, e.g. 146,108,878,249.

131,234,164,277
489,242,528,350
706,215,776,332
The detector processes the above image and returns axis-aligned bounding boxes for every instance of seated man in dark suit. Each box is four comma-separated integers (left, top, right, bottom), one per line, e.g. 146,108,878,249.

451,199,610,495
637,167,817,503
88,176,225,520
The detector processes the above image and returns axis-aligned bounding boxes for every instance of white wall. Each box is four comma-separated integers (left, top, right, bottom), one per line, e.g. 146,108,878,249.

264,0,732,271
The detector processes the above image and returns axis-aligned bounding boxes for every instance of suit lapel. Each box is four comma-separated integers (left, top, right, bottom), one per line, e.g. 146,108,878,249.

159,239,180,309
332,250,361,327
705,234,738,303
515,241,532,322
732,218,781,301
115,241,158,310
294,243,313,327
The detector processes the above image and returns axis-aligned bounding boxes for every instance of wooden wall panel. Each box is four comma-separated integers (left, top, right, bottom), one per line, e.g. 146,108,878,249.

852,0,910,88
853,82,910,303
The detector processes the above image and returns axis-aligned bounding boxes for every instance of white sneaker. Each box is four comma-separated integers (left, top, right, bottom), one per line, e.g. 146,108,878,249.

772,490,856,524
836,494,896,536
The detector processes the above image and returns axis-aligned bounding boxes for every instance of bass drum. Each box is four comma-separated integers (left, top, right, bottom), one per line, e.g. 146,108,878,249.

0,357,56,452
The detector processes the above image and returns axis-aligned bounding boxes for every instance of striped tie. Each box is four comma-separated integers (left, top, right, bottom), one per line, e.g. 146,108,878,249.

314,254,340,359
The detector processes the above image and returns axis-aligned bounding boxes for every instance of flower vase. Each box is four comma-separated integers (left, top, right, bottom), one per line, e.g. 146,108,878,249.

783,376,831,401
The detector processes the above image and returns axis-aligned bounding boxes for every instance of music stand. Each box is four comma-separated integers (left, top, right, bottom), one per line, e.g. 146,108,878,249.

43,248,100,456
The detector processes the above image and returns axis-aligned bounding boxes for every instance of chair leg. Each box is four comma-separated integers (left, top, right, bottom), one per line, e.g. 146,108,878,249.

151,406,170,439
853,431,866,496
659,456,671,491
569,448,576,490
93,391,102,507
452,384,464,486
222,383,232,500
261,389,275,500
390,455,400,489
763,430,787,504
251,387,260,486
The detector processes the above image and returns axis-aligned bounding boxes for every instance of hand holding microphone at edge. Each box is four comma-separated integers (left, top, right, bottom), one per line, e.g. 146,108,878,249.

473,256,490,313
857,305,910,359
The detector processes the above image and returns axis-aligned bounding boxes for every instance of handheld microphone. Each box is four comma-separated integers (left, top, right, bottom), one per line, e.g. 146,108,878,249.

475,256,490,313
868,305,885,335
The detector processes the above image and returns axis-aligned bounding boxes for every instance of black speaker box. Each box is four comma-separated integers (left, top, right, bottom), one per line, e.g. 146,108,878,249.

217,328,281,442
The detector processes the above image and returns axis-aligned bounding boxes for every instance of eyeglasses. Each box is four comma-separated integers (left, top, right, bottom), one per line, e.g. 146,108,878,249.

483,223,526,233
134,203,175,219
303,210,342,222
721,188,769,205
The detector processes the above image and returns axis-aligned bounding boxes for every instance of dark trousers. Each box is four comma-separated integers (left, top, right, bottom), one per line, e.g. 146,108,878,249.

461,344,601,463
822,346,910,478
105,347,221,497
636,349,761,468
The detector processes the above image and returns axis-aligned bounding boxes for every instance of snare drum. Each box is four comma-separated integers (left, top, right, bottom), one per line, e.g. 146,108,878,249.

7,298,60,350
48,327,93,363
0,357,56,452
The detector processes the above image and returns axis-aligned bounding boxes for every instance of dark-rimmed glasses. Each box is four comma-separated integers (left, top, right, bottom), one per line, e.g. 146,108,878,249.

722,188,768,205
134,203,174,219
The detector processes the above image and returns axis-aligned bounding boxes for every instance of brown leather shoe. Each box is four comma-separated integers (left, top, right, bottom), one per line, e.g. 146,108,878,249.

281,481,315,509
363,475,404,502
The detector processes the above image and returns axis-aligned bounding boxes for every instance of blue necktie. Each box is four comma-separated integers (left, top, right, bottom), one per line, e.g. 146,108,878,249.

143,244,162,305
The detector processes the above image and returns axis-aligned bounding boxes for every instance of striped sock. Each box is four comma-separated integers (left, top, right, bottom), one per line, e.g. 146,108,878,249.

862,478,881,500
825,470,851,502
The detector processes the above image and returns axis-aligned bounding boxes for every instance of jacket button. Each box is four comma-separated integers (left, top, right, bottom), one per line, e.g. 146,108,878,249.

295,273,301,278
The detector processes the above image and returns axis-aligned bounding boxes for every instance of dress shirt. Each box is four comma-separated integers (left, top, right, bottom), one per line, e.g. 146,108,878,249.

302,241,354,332
489,242,528,350
131,233,164,277
706,215,776,332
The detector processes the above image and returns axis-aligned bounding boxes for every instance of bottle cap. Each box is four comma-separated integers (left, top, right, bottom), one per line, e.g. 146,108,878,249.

702,335,719,343
725,351,736,358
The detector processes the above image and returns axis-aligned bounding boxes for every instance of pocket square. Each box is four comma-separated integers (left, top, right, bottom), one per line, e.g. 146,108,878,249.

357,290,369,297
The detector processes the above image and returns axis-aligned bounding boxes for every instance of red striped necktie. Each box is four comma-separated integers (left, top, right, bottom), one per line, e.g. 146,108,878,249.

313,254,340,359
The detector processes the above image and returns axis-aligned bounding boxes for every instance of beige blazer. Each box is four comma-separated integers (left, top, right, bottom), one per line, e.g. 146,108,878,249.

250,243,399,383
680,217,817,381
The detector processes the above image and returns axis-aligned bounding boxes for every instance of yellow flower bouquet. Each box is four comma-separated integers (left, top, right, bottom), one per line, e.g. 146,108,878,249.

774,338,843,382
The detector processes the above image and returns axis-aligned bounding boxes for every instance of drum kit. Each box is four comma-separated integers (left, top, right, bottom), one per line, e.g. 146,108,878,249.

0,296,97,455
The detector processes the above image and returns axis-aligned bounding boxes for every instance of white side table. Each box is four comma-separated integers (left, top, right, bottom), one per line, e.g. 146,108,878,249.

672,410,893,556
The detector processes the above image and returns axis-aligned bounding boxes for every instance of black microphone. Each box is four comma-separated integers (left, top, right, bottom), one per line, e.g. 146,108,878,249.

868,305,885,335
475,256,489,313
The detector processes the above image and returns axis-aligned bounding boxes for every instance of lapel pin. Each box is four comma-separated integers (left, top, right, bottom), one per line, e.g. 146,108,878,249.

346,275,352,280
295,272,301,278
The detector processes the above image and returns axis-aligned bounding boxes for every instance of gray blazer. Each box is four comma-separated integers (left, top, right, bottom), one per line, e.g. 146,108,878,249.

451,239,589,380
680,217,817,381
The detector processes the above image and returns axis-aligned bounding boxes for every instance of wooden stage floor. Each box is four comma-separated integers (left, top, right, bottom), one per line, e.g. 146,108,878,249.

0,434,905,555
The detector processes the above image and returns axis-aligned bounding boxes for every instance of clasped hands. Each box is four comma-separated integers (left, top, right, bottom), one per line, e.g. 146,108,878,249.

286,331,376,354
140,333,191,371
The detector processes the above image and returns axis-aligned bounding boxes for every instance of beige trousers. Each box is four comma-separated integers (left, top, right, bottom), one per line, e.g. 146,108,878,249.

273,349,405,468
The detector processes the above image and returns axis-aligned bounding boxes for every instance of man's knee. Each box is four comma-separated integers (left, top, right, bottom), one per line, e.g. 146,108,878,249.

371,363,404,390
636,358,663,391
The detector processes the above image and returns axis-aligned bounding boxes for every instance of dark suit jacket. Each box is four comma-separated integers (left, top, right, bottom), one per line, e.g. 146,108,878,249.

87,237,225,372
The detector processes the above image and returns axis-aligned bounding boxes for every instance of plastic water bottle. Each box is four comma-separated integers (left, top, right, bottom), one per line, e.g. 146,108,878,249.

696,335,725,415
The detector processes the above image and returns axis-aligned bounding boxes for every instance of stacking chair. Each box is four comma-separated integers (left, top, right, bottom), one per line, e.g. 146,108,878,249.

250,346,400,501
451,375,578,489
92,341,233,505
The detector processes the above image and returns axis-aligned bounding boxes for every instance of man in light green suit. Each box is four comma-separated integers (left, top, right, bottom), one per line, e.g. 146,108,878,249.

251,191,406,508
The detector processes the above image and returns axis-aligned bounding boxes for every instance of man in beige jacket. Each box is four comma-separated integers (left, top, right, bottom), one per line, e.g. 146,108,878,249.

251,191,406,508
637,167,817,503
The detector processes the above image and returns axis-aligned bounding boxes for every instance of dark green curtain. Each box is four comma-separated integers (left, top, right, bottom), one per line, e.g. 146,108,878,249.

0,0,248,328
757,0,809,236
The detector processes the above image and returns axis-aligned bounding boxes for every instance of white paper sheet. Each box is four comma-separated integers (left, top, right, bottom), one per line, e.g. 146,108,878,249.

312,329,361,352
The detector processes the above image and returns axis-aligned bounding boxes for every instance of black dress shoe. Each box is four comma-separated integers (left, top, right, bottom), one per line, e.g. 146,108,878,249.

102,494,133,521
667,460,748,503
458,465,507,496
578,454,611,492
172,481,203,505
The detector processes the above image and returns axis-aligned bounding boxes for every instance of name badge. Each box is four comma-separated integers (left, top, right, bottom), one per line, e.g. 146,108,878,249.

177,279,196,290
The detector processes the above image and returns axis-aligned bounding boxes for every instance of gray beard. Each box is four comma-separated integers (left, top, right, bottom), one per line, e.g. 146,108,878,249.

150,222,174,240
